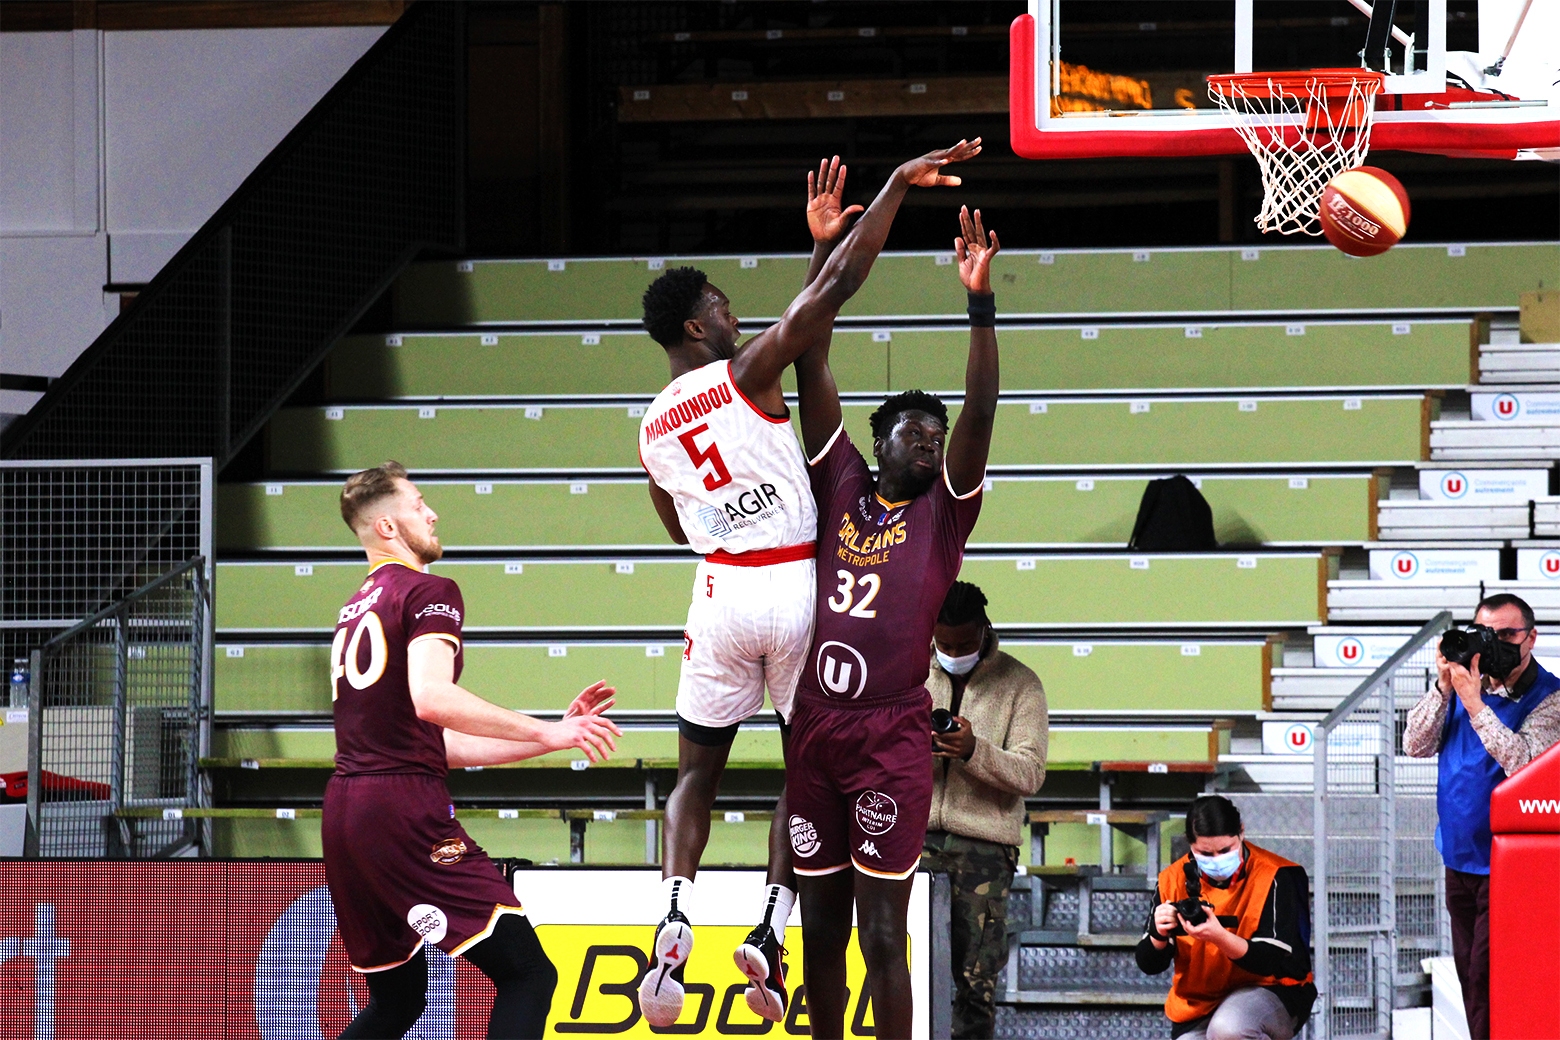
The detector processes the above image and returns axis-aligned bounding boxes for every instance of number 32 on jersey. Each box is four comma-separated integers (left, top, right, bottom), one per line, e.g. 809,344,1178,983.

331,611,388,700
828,570,881,618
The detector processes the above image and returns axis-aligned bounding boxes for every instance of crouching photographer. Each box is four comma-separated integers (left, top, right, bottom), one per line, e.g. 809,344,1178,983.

1405,593,1560,1039
1136,796,1315,1040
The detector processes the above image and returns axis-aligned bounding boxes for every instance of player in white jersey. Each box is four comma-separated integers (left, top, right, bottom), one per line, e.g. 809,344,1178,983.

635,142,982,1027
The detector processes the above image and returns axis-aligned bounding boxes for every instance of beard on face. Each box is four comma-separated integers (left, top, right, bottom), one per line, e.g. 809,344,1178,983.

405,526,443,565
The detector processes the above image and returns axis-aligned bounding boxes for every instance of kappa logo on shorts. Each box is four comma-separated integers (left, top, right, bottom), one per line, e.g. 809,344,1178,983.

406,903,449,944
430,838,468,865
854,791,898,836
816,641,868,699
859,840,880,858
789,814,820,857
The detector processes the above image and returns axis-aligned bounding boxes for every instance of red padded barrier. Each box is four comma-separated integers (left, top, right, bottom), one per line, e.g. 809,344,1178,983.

1490,741,1560,1039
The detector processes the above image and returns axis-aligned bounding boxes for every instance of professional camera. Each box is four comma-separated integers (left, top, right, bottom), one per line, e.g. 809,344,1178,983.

931,708,959,734
1439,624,1524,680
1173,859,1209,929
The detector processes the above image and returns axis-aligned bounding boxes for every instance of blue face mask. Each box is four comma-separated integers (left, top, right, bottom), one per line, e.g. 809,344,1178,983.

1193,843,1243,881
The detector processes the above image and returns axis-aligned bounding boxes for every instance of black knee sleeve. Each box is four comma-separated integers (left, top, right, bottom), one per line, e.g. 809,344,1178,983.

462,913,558,1040
338,946,428,1039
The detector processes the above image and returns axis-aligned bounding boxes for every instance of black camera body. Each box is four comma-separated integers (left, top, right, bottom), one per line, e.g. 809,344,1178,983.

1440,624,1523,680
931,708,958,735
1170,859,1209,932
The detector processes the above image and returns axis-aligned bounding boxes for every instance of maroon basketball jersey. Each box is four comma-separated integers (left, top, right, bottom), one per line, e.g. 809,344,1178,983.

331,558,464,777
800,426,982,701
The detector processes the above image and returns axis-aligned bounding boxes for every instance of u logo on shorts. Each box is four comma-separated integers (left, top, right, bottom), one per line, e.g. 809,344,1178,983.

816,641,867,698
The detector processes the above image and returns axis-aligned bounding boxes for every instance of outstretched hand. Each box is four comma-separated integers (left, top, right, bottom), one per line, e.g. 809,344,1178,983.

807,155,865,244
955,206,1000,293
897,138,982,189
547,713,622,763
563,679,617,719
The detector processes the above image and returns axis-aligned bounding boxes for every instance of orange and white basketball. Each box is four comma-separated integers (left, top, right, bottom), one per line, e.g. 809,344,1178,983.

1319,166,1411,257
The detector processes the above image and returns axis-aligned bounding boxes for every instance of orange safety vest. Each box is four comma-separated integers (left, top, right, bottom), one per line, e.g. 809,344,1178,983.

1155,841,1315,1024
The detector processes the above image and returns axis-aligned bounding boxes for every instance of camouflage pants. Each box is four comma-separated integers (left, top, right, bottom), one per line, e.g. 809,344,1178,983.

922,831,1017,1040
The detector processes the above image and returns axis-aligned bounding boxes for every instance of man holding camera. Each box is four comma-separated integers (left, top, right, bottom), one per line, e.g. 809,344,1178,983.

919,581,1048,1039
1405,593,1560,1039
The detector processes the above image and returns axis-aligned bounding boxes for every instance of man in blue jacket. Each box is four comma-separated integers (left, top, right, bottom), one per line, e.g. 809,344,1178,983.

1406,593,1560,1040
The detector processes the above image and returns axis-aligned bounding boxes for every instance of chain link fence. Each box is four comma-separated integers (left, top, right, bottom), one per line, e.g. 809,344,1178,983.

1312,611,1451,1040
25,558,210,858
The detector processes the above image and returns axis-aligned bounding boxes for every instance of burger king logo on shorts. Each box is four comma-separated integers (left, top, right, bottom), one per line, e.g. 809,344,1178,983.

407,903,449,944
854,791,898,836
430,838,468,865
789,814,820,857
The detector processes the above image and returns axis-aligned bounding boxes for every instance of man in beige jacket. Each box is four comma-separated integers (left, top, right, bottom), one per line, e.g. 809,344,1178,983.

921,581,1049,1038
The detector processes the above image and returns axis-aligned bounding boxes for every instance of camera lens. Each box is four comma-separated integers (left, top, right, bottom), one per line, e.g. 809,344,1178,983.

931,708,956,734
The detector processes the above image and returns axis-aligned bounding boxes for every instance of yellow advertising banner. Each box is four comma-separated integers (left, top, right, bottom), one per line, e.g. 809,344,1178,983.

541,924,881,1036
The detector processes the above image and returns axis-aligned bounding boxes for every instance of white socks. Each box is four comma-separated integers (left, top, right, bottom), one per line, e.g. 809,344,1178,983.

663,875,694,918
762,884,796,945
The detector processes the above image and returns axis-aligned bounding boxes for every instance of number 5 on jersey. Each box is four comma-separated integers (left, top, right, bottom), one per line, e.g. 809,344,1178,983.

677,423,732,491
331,611,388,700
828,570,881,618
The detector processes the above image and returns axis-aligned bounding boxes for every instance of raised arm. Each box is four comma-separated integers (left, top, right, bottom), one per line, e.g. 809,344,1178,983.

803,156,863,290
731,139,982,399
944,206,1000,497
407,638,620,767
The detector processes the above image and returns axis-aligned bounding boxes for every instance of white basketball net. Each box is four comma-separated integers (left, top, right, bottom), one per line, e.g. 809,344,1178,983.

1208,73,1382,236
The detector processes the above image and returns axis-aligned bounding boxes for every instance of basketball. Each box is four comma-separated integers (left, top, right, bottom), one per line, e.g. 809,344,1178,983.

1319,166,1411,257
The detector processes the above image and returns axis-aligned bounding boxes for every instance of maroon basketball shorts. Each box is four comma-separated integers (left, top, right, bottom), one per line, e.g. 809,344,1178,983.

786,687,934,880
322,772,523,971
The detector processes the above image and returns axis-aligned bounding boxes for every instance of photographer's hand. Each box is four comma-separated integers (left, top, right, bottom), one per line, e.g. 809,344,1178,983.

1148,903,1179,948
932,716,977,760
1446,653,1489,720
1178,907,1248,960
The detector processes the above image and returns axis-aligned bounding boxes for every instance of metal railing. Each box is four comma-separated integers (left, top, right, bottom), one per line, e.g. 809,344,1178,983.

25,559,210,858
1312,611,1451,1040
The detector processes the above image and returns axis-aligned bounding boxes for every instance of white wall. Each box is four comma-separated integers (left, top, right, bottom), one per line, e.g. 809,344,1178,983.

0,25,385,421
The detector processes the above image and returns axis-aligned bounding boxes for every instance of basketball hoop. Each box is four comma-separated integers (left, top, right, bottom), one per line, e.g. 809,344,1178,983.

1207,69,1386,237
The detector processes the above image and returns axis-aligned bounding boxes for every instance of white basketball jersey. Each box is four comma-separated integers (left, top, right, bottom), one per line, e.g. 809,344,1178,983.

640,360,816,555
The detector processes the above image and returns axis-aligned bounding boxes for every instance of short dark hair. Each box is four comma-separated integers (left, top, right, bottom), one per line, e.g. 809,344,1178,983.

1186,795,1242,840
1476,592,1536,629
869,389,948,440
340,461,408,534
938,581,989,626
642,266,709,347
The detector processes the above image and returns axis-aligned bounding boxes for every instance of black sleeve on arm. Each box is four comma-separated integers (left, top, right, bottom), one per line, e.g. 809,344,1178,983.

1136,882,1175,975
1233,866,1313,980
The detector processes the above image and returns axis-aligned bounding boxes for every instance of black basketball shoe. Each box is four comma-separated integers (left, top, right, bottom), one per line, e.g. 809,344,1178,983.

734,922,788,1023
639,908,693,1027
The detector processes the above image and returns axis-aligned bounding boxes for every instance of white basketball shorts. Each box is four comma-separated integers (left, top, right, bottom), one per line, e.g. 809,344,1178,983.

677,556,816,729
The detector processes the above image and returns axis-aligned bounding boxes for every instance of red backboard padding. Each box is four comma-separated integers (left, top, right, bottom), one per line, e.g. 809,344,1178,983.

1491,738,1560,835
1489,833,1560,1040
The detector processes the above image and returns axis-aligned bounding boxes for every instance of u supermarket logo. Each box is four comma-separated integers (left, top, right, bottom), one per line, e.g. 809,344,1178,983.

1440,472,1467,499
1391,552,1419,579
1542,552,1560,580
1493,394,1520,421
1285,725,1312,753
1337,638,1364,665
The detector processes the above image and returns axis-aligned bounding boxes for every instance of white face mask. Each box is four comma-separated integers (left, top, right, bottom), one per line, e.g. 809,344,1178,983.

1193,843,1243,881
935,647,981,676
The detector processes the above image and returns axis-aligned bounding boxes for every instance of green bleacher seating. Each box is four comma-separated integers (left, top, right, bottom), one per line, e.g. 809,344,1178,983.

210,720,1222,770
324,320,1470,399
218,472,1373,551
266,395,1427,473
215,552,1324,632
214,638,1271,715
391,244,1557,325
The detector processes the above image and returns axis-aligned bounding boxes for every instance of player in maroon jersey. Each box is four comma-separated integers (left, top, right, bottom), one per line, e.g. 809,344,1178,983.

325,461,621,1040
788,206,1000,1038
